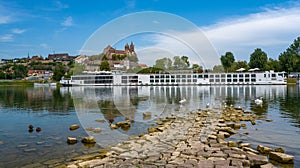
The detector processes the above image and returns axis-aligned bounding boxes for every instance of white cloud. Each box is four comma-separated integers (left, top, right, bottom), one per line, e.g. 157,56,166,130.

61,16,73,27
139,6,300,68
55,1,69,9
0,34,13,42
0,16,11,24
11,28,26,34
203,6,300,60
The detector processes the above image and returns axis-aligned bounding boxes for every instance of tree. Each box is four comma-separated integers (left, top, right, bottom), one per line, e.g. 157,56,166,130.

173,56,189,70
220,52,235,72
12,64,28,78
231,61,248,72
212,65,224,73
73,63,86,75
265,58,281,71
154,57,172,70
53,64,66,81
278,37,300,73
99,60,110,71
192,64,203,73
248,48,268,70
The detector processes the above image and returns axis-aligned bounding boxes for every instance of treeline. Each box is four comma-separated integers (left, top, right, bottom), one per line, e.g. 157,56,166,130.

218,37,300,73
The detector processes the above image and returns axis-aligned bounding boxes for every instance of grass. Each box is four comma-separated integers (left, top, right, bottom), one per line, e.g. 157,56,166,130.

0,80,35,86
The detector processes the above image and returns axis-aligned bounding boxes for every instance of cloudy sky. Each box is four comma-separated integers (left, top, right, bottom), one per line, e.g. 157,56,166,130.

1,0,300,68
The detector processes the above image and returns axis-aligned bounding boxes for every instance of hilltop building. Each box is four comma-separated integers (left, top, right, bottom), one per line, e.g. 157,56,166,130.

103,42,136,59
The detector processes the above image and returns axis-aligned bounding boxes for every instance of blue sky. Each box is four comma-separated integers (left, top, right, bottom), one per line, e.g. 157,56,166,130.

1,0,300,67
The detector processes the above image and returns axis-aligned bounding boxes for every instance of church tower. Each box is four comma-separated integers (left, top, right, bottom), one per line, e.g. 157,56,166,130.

129,42,134,52
125,43,129,53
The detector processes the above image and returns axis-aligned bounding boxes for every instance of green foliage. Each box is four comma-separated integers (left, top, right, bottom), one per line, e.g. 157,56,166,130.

73,63,86,75
12,64,28,78
52,64,66,81
137,67,165,74
265,58,281,71
173,56,189,70
127,55,139,62
212,65,225,73
112,54,127,60
154,57,172,70
99,60,110,71
278,37,300,73
230,61,248,72
220,52,235,72
248,48,268,70
192,64,203,73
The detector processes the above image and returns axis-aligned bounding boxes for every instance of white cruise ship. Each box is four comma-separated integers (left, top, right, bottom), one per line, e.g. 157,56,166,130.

60,70,286,86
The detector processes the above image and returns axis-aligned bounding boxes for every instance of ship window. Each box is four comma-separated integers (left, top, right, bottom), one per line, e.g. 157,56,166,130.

245,74,249,77
215,79,220,82
160,79,164,82
122,80,127,83
210,75,214,78
264,74,266,78
227,79,231,82
221,74,225,78
187,75,191,78
204,75,208,78
198,75,203,78
182,79,186,82
166,80,170,82
187,79,191,82
221,79,225,82
233,79,237,82
209,79,214,82
239,74,243,77
176,75,181,78
150,80,154,83
251,79,256,82
171,79,175,82
150,75,154,78
176,79,180,82
233,74,237,78
239,79,243,82
155,80,159,83
245,79,249,82
155,75,159,78
272,74,276,77
215,74,220,78
193,75,197,78
182,75,186,78
171,75,175,78
166,75,170,78
193,79,197,82
227,74,231,77
251,74,256,77
122,76,127,79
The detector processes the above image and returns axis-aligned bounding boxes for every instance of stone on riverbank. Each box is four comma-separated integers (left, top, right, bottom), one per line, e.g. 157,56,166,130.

116,120,131,130
269,152,294,164
67,137,77,144
143,112,152,120
275,147,285,153
257,145,273,154
110,124,119,129
69,124,80,131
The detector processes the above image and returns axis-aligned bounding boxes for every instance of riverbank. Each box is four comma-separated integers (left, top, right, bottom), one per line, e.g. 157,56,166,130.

0,80,34,86
64,107,294,168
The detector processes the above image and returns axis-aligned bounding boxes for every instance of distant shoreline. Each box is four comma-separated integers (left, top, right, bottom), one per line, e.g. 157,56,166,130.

0,80,34,86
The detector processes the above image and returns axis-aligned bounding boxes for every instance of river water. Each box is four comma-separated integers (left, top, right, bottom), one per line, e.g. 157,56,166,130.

0,85,299,167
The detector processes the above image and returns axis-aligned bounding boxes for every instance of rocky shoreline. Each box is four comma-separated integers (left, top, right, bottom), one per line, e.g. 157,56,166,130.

64,107,294,168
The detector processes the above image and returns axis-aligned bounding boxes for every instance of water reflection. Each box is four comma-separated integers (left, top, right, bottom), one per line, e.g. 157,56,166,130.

0,86,74,112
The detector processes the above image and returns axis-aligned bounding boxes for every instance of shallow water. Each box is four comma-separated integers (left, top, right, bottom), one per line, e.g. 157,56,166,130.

0,85,299,167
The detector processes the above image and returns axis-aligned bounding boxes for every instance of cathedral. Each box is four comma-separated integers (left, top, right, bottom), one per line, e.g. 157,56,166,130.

103,42,136,59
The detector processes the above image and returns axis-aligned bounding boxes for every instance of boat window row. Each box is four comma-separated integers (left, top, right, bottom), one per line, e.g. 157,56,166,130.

72,76,113,80
209,78,256,83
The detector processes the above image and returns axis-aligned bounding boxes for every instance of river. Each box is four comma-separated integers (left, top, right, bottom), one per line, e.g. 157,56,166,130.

0,85,299,167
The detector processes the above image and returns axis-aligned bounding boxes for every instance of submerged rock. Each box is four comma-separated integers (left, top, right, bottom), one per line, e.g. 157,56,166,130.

67,137,77,144
110,124,119,129
274,147,285,153
93,128,102,133
81,136,96,144
69,124,80,131
269,152,294,164
116,120,131,129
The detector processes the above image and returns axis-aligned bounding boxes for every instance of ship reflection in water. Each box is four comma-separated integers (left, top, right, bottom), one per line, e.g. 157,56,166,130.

62,85,300,155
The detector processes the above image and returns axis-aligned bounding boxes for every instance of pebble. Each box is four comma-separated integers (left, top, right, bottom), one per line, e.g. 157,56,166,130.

63,107,294,168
